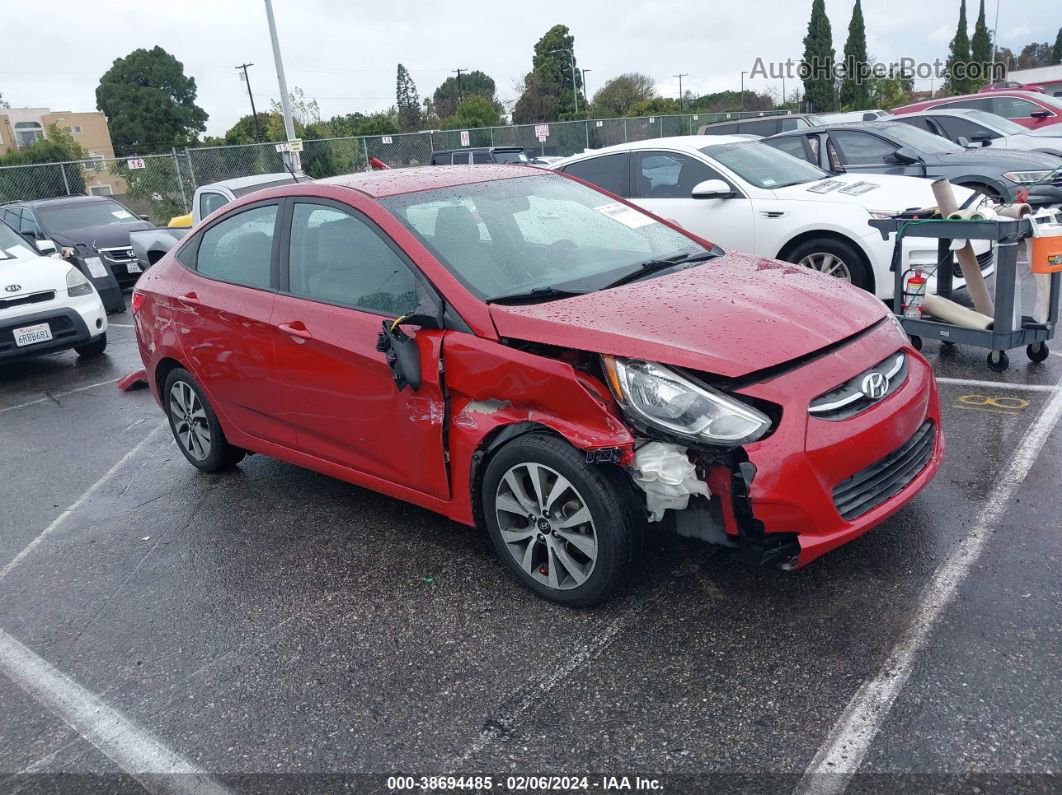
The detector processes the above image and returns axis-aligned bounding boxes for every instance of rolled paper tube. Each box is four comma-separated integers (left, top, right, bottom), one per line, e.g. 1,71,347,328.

997,203,1032,219
923,294,994,329
931,179,994,316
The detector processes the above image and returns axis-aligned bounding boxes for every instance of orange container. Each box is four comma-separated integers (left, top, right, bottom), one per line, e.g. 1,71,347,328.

1030,233,1062,274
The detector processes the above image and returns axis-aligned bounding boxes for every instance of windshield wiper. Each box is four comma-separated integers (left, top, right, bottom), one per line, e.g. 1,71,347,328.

486,286,588,305
600,249,719,290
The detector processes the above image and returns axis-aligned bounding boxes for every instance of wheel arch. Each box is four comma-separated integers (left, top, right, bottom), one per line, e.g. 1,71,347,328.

776,230,876,294
154,356,185,400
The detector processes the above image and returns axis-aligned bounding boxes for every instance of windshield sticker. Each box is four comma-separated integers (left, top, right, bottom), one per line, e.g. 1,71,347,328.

806,180,845,194
838,181,880,196
594,202,657,229
762,178,778,186
83,256,107,279
111,210,133,219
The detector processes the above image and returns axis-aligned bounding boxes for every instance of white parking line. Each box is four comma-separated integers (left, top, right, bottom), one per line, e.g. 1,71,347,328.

0,424,166,582
794,379,1062,795
108,323,135,328
0,627,228,794
0,378,122,415
935,377,1058,392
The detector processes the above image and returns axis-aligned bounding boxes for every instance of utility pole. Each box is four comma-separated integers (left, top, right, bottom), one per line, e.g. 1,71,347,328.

740,71,748,111
235,63,262,143
453,68,468,101
674,73,688,110
990,0,1002,77
582,68,592,104
549,48,579,114
264,0,299,169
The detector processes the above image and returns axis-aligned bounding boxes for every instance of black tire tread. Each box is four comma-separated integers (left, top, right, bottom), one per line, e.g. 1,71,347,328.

163,367,246,473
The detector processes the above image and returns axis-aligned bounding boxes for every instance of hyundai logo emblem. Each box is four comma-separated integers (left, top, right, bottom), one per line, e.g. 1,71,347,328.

4,284,21,293
861,371,889,400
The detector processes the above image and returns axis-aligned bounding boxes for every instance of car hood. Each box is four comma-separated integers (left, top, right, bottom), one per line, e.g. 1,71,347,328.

0,253,77,298
923,147,1062,169
772,173,974,211
50,222,152,249
488,250,889,378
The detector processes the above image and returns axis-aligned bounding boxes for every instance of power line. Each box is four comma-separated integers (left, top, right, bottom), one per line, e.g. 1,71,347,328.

673,73,688,109
452,68,469,99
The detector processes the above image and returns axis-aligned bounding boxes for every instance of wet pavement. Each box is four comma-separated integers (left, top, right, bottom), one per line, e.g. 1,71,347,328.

0,312,1059,794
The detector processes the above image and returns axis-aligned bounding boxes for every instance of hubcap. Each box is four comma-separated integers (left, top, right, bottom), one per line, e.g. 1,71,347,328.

799,252,853,282
494,462,598,591
168,381,211,461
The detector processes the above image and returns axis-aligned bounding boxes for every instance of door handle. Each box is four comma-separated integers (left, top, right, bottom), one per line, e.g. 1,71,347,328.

278,321,312,341
177,292,200,306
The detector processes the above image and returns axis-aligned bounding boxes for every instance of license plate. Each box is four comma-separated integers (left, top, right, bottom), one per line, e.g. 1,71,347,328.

13,323,53,347
127,262,143,273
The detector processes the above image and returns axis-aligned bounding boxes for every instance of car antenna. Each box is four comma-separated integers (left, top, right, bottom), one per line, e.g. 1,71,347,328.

283,156,299,183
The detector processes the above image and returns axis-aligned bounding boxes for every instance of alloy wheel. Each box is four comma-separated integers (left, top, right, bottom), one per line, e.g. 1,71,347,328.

494,462,598,591
798,252,853,281
169,381,212,461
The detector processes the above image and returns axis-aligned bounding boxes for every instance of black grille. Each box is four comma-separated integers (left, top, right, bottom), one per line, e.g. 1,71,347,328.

0,290,55,310
832,421,935,520
952,249,995,277
809,352,908,421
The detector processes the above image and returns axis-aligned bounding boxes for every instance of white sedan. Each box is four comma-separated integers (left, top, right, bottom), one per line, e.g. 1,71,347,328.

552,135,993,299
893,108,1062,158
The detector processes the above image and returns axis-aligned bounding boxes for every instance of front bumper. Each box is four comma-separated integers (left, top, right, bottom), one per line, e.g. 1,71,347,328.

0,295,107,361
735,320,943,567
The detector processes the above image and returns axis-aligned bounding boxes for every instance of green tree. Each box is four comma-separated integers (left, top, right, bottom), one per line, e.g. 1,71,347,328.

396,64,422,132
432,71,498,120
801,0,836,112
0,126,87,201
1053,28,1062,64
95,46,207,154
626,97,681,117
1015,41,1052,69
269,86,320,128
970,0,993,88
0,92,9,109
590,73,656,117
513,25,584,122
686,90,774,113
224,113,280,144
839,0,869,110
945,0,973,94
443,96,502,129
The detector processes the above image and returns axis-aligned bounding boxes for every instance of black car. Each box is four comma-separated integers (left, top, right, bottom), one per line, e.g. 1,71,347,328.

696,113,825,136
0,196,152,292
764,120,1062,203
430,147,535,165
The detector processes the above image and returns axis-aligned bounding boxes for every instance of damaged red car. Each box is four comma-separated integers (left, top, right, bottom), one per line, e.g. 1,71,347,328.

132,165,942,606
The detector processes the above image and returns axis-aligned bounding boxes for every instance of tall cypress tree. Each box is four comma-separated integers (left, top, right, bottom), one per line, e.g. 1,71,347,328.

970,0,993,87
839,0,868,110
945,0,973,95
395,64,421,133
801,0,836,112
1052,27,1062,65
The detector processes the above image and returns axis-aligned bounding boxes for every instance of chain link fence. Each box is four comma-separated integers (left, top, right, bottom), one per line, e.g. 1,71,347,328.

2,110,789,222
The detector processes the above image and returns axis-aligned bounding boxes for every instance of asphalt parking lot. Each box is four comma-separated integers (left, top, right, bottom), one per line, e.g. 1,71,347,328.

1,305,1060,793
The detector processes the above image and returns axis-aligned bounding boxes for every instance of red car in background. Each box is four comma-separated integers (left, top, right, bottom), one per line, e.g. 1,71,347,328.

979,81,1047,94
131,166,941,606
893,90,1062,130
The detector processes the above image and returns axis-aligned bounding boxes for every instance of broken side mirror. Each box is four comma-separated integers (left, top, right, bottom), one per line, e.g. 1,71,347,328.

374,281,444,392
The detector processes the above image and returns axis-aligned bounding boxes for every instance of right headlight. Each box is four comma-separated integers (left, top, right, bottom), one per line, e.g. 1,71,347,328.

1002,170,1051,185
66,268,94,297
601,355,771,446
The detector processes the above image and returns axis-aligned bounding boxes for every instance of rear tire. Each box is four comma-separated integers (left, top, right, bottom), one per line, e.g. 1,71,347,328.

481,433,643,608
75,333,107,358
163,367,246,472
785,238,873,293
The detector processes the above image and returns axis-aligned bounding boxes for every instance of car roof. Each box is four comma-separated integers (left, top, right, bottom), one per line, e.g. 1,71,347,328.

770,120,902,137
203,173,300,192
701,114,813,126
319,164,543,197
13,195,118,208
568,136,752,158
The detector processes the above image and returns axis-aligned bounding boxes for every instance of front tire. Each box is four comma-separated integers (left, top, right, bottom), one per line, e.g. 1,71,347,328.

75,333,107,358
163,367,246,472
786,238,873,293
482,433,643,608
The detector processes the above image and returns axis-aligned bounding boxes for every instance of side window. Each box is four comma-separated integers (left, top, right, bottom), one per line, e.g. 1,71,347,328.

451,152,471,165
195,204,277,289
630,151,719,198
472,151,492,164
940,98,992,112
287,203,416,316
19,209,40,237
780,118,808,131
830,131,897,165
990,97,1051,119
703,123,739,134
198,192,229,219
901,116,940,135
562,152,630,196
740,119,781,136
936,116,995,142
765,136,813,163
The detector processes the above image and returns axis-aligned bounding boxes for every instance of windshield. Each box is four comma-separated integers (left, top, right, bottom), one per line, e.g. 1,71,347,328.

492,150,530,163
699,141,829,188
875,122,963,154
379,173,706,301
0,220,35,260
37,200,141,234
960,110,1027,135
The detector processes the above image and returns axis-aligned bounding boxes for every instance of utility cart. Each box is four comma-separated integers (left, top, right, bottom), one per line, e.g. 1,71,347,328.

870,214,1061,372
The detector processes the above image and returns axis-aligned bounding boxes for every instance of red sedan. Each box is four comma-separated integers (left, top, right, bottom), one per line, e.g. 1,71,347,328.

893,90,1062,130
131,166,942,606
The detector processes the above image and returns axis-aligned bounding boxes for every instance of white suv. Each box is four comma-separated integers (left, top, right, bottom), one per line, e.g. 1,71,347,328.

0,219,107,361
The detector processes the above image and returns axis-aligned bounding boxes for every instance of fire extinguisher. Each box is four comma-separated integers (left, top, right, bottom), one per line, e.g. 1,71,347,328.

903,270,927,318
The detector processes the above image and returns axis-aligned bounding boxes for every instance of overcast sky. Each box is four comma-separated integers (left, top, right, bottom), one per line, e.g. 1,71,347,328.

1,0,1059,136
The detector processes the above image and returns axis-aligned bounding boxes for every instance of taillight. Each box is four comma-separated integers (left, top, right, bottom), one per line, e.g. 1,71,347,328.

131,290,146,314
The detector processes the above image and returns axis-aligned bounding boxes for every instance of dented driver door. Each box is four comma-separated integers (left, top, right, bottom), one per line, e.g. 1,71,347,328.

269,200,450,499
